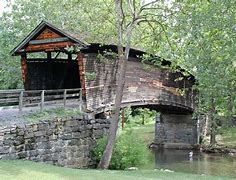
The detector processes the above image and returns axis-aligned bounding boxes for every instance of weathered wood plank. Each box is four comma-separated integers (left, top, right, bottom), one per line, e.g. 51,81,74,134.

25,41,73,52
40,90,45,112
36,28,62,40
63,89,67,109
29,37,69,45
19,91,24,113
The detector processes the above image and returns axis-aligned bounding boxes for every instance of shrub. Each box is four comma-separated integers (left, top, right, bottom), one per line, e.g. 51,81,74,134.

92,130,150,170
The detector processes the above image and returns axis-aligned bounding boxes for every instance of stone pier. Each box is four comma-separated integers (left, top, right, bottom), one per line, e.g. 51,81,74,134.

155,113,198,149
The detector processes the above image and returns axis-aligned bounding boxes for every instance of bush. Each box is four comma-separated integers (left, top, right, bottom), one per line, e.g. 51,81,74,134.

92,130,150,170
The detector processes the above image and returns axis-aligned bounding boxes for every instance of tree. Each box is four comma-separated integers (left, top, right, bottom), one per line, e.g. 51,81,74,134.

97,0,181,169
157,1,236,145
0,0,116,89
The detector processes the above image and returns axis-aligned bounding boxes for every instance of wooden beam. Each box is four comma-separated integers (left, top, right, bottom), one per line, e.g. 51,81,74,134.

54,52,61,59
19,91,24,113
47,52,51,59
29,37,69,45
77,53,86,97
63,89,67,109
68,53,72,60
26,41,73,52
40,90,45,112
20,53,27,85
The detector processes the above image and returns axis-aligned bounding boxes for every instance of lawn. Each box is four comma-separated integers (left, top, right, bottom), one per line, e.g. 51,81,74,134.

0,160,232,180
123,123,155,145
218,127,236,147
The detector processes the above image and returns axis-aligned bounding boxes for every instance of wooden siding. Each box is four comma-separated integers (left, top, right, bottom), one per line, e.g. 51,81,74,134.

36,28,62,40
123,59,194,110
77,53,86,97
83,54,195,112
83,53,118,111
21,54,27,83
21,27,75,53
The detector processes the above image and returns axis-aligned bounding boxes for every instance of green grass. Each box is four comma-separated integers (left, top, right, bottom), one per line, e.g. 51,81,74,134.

130,123,155,145
0,160,232,180
123,123,155,145
23,108,82,123
218,127,236,147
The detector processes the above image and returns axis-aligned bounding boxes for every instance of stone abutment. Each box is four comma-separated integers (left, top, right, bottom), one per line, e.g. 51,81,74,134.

0,116,110,168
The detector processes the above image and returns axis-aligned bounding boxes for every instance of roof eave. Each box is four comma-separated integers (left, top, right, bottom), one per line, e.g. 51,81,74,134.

11,20,88,56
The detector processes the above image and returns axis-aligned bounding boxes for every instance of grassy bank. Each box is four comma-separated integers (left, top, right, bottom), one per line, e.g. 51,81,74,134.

218,127,236,147
0,160,232,180
23,108,82,123
124,123,155,145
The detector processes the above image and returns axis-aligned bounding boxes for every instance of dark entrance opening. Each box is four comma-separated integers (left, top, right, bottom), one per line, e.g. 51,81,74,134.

25,54,81,90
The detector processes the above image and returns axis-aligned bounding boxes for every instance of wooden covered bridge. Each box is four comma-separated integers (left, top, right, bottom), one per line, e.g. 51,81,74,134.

10,21,197,148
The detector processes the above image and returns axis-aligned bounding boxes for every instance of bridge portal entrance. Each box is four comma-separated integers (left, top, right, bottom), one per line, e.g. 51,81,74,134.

11,21,86,90
25,54,81,90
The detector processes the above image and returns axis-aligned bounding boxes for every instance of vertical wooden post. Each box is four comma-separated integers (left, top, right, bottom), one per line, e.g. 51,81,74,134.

40,90,45,112
77,53,86,97
121,108,125,130
63,89,67,109
68,53,72,61
47,52,51,59
21,53,27,88
19,91,24,113
79,89,82,111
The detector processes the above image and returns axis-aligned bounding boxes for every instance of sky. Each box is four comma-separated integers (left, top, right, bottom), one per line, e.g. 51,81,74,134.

0,0,9,15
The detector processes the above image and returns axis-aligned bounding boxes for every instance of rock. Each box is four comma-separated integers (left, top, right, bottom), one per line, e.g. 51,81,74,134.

128,167,138,170
160,169,174,172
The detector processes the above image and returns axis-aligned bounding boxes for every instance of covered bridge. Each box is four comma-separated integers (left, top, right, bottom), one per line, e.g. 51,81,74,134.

11,21,197,148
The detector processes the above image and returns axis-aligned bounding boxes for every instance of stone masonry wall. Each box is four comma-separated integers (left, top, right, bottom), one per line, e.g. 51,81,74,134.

155,113,198,149
0,116,110,168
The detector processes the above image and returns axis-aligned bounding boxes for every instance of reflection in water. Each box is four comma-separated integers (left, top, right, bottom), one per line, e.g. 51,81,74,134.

153,148,236,178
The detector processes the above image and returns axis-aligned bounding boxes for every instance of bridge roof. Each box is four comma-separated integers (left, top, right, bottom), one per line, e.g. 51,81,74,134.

11,21,195,81
11,21,88,56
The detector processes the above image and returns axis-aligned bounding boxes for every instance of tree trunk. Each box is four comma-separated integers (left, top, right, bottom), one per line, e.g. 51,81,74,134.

227,97,235,126
122,108,125,130
97,54,127,169
210,119,217,145
97,0,135,169
209,98,217,145
203,114,209,138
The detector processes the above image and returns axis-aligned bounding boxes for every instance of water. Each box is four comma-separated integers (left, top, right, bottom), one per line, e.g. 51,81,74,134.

152,149,236,178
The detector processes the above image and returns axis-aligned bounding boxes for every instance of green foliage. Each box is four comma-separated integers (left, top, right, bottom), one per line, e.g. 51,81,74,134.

130,108,157,126
119,106,132,124
141,55,163,69
97,50,118,64
0,0,116,89
92,130,150,170
85,72,96,81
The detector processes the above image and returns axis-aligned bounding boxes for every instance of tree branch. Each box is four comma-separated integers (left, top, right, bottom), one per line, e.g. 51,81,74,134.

139,0,158,14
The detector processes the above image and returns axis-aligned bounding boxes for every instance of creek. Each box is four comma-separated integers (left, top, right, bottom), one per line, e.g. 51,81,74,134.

151,148,236,178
